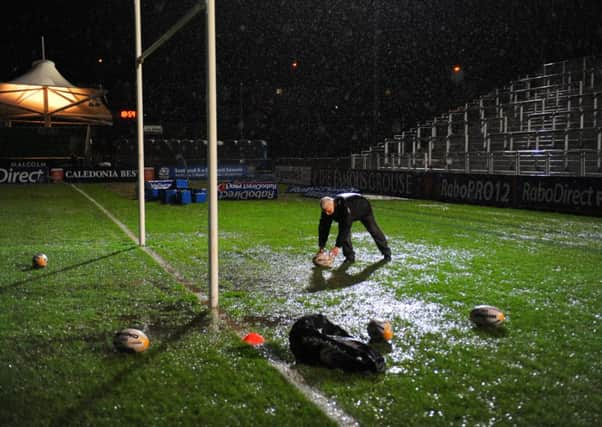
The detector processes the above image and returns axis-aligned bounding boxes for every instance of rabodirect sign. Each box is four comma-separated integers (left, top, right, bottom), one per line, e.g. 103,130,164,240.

311,167,602,216
218,182,278,200
433,174,602,215
517,176,602,214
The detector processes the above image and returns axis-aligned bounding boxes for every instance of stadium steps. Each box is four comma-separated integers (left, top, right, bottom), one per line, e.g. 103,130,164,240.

351,55,602,177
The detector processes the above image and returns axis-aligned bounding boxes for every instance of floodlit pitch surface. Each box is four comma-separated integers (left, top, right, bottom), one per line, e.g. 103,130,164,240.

0,184,335,427
2,183,601,426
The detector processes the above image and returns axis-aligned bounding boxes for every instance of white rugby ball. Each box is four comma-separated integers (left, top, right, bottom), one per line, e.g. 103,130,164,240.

312,252,334,268
32,253,48,268
114,328,150,353
469,305,506,328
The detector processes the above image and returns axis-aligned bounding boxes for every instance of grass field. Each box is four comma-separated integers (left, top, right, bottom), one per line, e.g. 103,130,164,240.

1,182,601,426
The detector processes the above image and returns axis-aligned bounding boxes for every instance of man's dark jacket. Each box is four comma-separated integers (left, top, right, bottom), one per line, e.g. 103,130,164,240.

318,193,371,248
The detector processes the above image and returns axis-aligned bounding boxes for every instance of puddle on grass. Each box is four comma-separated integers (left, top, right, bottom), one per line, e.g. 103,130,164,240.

497,219,602,250
221,239,489,373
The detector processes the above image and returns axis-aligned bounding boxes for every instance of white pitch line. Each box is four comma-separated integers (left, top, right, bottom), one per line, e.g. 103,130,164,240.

70,184,204,301
268,358,360,427
72,183,359,427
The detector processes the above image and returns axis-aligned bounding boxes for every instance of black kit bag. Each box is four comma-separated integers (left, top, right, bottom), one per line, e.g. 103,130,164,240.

289,314,385,373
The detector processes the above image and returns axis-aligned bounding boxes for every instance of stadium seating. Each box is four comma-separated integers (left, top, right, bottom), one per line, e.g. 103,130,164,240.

351,55,602,177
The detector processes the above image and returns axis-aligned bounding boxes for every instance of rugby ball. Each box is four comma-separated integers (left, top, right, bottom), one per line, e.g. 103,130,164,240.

113,328,150,353
32,253,48,268
367,319,393,341
312,252,334,268
469,305,506,328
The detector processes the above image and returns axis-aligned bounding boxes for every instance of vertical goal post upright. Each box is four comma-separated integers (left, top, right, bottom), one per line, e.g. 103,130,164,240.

134,0,145,247
133,0,220,308
206,0,219,309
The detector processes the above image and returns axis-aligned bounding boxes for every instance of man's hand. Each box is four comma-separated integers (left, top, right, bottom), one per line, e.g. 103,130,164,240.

313,248,335,268
329,247,339,257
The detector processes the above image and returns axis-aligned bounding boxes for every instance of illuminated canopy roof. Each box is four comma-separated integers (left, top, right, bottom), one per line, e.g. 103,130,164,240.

0,59,112,127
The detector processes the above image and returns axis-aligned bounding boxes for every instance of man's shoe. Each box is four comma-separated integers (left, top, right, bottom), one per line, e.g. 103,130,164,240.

383,254,391,262
344,257,355,263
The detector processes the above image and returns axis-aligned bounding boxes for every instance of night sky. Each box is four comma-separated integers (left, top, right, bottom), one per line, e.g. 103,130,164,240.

2,0,602,157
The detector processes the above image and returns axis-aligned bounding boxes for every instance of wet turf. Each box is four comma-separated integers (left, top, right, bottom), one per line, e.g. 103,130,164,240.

145,184,601,427
2,182,601,426
0,184,336,427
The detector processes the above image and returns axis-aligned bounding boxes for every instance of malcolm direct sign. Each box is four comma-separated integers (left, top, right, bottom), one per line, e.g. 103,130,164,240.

0,161,47,184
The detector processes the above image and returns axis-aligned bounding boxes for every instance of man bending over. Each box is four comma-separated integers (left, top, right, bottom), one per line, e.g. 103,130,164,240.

318,193,391,263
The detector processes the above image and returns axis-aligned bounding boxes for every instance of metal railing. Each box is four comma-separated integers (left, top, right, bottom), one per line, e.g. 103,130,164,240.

351,149,602,177
351,55,602,177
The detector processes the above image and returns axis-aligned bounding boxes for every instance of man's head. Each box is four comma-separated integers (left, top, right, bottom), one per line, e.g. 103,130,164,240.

320,196,335,215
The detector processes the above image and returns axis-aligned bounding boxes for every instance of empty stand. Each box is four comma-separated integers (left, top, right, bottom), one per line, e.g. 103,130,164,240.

352,55,602,176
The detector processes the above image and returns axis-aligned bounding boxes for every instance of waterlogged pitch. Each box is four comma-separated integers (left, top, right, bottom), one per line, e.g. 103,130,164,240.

1,183,600,426
177,187,602,427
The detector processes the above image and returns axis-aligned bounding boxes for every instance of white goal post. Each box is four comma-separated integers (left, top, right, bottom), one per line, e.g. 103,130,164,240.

133,0,219,308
